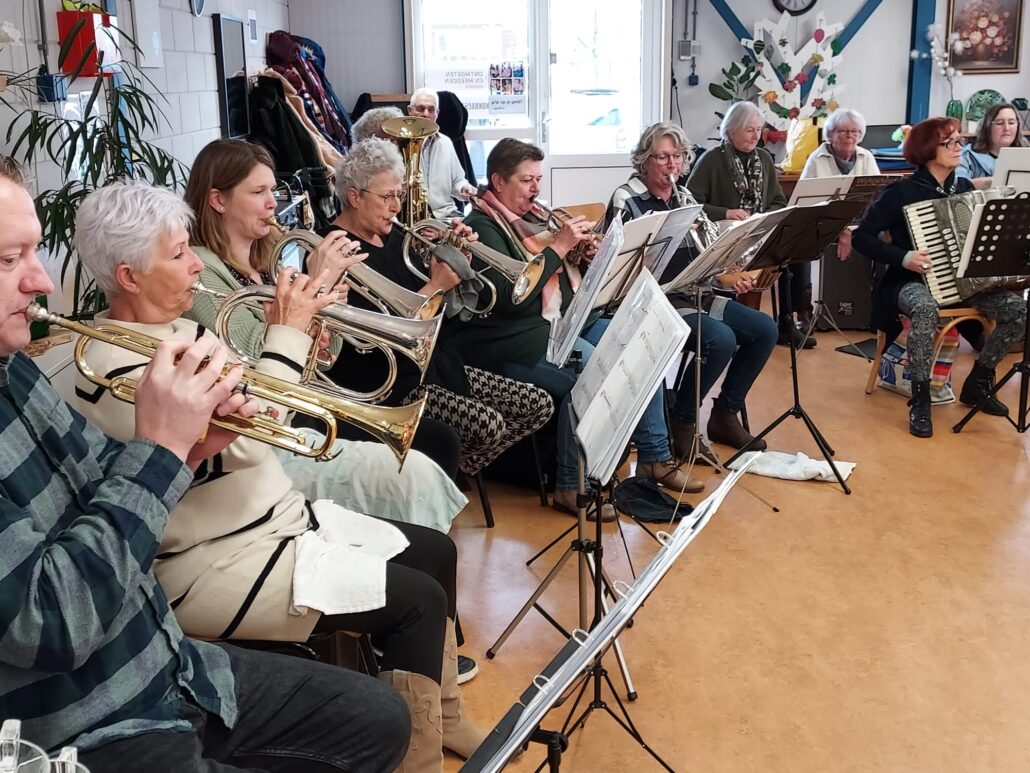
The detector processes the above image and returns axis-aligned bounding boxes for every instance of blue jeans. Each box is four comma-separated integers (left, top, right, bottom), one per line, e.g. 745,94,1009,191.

502,318,671,490
672,300,777,423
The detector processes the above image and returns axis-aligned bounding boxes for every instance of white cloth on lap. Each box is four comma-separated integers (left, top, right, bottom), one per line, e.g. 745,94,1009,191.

292,499,410,616
728,450,856,482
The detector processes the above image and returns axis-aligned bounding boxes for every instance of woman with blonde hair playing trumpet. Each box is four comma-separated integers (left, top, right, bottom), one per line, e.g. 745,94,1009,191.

72,179,486,770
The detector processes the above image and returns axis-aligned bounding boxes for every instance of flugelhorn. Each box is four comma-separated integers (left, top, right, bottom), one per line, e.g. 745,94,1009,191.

26,304,425,468
268,229,443,321
192,281,441,404
668,173,720,254
395,218,545,309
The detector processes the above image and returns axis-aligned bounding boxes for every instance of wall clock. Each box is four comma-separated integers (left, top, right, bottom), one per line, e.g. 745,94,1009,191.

773,0,816,16
190,0,205,17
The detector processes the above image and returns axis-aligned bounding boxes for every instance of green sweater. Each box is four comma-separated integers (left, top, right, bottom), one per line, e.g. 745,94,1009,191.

685,144,787,220
456,210,574,371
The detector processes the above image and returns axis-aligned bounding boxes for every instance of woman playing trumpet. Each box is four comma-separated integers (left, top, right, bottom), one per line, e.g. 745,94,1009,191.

324,138,554,479
182,139,469,519
72,179,486,769
459,138,700,515
604,121,777,462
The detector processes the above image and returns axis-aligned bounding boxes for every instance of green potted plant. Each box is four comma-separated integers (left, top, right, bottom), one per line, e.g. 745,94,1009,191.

1,16,186,319
708,56,761,117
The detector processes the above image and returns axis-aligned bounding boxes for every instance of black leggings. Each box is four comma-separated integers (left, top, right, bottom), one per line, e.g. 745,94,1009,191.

313,519,457,683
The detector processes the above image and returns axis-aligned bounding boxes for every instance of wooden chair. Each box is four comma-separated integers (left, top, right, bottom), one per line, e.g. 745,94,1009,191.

864,308,995,394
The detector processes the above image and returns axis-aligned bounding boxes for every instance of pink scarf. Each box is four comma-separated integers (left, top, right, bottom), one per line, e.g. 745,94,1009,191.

474,191,581,323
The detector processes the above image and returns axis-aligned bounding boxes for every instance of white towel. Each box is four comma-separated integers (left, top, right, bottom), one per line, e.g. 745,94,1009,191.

291,499,410,616
727,451,856,482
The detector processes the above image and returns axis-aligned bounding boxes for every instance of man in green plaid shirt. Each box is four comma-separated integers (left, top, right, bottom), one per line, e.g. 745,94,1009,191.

0,160,408,771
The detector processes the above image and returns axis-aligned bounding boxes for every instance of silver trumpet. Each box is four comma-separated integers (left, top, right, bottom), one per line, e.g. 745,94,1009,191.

192,280,441,404
268,229,444,321
395,217,546,310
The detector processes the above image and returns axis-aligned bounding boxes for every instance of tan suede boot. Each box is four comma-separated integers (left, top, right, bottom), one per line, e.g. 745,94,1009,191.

441,619,488,759
378,670,444,772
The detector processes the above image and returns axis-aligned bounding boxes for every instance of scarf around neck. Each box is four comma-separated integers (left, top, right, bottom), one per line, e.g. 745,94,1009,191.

724,144,765,214
473,190,581,323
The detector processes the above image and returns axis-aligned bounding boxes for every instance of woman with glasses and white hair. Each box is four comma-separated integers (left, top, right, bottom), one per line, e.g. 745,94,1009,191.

957,102,1028,189
322,137,554,482
687,101,815,351
800,108,881,260
853,116,1025,438
604,120,776,466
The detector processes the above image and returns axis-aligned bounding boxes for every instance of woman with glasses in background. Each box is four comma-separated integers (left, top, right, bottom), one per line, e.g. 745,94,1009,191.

853,117,1025,438
799,108,881,261
957,102,1028,189
686,101,816,350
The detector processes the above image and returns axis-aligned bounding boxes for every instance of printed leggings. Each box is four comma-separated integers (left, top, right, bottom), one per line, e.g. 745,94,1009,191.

897,282,1025,382
408,367,554,476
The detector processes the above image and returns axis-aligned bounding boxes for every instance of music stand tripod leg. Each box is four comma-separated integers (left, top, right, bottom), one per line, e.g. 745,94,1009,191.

800,299,872,361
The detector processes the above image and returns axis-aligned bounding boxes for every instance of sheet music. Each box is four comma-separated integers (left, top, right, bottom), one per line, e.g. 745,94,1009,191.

590,210,665,311
572,270,690,484
546,217,624,367
787,175,852,206
643,204,704,281
661,208,793,293
992,147,1030,193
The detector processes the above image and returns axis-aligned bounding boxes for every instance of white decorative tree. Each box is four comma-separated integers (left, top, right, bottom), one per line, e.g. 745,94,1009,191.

742,11,846,130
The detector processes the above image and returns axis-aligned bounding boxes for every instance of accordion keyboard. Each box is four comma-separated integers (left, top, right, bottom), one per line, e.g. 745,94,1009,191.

904,198,964,306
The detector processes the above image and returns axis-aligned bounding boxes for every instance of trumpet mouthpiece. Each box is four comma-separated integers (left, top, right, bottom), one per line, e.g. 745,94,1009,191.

25,302,53,323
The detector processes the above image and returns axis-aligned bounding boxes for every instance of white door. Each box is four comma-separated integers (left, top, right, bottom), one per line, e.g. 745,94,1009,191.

406,0,670,206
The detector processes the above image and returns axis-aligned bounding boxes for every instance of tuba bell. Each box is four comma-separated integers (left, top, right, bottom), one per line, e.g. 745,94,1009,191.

381,115,438,228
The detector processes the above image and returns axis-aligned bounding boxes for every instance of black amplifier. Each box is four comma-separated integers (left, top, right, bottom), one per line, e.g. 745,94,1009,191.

815,243,875,331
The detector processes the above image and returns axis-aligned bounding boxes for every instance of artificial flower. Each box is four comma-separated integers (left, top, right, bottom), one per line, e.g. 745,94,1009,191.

762,90,779,104
795,72,809,85
783,79,797,92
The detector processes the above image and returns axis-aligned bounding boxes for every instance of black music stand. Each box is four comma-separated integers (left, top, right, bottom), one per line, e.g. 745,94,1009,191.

953,194,1030,433
724,199,866,494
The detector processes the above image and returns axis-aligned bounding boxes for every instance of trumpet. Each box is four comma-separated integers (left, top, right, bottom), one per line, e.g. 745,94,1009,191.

192,281,441,404
268,229,444,321
530,199,603,263
26,303,425,469
395,218,545,310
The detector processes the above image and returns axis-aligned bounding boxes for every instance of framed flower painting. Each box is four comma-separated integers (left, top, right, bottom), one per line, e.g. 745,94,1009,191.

947,0,1023,73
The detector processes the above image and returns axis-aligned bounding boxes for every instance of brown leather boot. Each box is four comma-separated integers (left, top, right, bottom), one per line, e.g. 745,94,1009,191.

441,619,487,760
669,417,718,466
707,400,767,451
377,669,443,772
636,458,704,493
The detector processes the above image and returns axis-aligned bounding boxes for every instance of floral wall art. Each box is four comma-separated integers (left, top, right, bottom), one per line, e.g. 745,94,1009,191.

947,0,1023,73
743,12,846,132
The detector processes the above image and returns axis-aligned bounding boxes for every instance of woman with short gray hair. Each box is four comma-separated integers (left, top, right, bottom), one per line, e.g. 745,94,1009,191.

352,106,403,143
334,136,406,207
800,107,880,260
688,100,817,350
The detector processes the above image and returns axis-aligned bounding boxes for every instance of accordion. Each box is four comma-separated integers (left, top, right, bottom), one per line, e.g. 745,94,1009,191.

903,186,1018,305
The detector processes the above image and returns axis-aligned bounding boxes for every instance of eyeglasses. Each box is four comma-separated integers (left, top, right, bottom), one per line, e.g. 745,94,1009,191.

832,129,862,136
651,152,684,164
938,138,966,150
991,119,1019,127
361,188,406,204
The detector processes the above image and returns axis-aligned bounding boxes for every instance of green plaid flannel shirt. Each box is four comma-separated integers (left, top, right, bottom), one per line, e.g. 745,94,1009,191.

0,353,238,753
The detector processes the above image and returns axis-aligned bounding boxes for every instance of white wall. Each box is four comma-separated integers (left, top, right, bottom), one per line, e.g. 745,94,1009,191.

0,0,288,314
287,0,406,113
670,0,912,147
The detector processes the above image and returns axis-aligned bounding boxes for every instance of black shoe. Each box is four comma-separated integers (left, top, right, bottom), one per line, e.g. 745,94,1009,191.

959,360,1009,416
908,379,933,438
777,320,816,349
